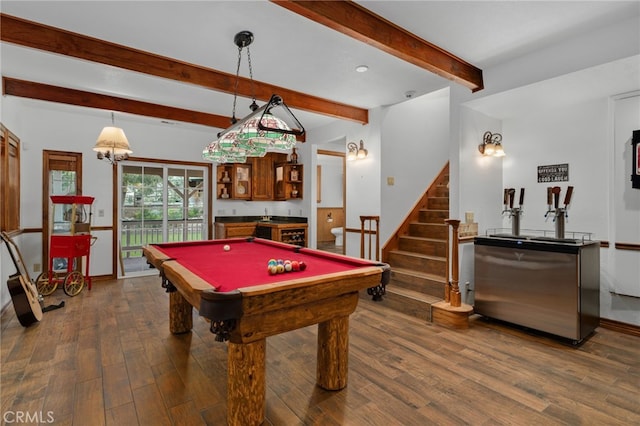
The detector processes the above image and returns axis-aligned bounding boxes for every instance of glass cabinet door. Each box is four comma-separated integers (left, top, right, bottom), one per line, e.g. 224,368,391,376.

233,164,251,199
275,164,285,199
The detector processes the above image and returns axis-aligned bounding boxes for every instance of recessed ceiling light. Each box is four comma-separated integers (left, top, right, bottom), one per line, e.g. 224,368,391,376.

355,65,369,73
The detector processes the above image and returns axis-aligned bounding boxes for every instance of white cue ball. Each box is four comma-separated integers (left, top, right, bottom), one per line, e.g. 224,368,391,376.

223,244,231,251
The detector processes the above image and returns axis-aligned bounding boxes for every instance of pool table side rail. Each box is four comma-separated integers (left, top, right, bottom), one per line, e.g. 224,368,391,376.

163,260,384,312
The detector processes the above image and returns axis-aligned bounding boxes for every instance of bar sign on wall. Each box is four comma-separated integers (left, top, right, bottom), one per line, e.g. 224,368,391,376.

537,163,569,183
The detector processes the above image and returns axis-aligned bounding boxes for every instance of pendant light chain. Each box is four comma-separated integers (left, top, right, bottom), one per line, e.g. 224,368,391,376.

231,45,243,124
231,41,258,123
246,46,258,111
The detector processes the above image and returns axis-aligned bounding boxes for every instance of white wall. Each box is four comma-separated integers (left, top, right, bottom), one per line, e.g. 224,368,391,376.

501,99,610,237
459,107,503,234
380,88,450,245
317,155,343,208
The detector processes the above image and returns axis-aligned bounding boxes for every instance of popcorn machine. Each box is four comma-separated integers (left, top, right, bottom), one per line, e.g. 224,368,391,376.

36,196,96,297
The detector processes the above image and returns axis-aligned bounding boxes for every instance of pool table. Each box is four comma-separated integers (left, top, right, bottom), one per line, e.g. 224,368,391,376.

143,237,389,426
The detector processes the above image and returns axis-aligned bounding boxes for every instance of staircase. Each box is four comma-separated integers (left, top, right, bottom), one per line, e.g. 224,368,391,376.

380,164,450,321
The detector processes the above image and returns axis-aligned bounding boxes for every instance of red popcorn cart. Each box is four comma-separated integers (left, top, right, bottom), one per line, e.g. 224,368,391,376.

36,196,96,296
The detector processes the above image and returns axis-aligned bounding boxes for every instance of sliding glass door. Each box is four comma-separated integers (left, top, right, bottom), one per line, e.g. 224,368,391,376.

119,162,207,276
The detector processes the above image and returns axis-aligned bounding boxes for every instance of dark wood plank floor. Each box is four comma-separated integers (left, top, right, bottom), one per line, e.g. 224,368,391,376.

1,276,639,425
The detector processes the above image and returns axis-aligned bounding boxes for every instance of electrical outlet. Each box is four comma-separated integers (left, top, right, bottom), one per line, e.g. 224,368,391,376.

98,209,105,217
33,263,41,272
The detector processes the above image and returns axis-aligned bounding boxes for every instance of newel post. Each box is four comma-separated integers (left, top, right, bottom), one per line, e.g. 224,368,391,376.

444,219,461,307
432,218,472,329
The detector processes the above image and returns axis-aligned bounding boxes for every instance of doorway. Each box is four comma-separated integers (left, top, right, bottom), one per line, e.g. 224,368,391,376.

119,162,208,276
316,148,346,254
42,150,83,266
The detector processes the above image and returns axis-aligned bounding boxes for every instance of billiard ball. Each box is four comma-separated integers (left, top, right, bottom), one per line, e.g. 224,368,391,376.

284,263,292,272
298,261,307,271
268,265,278,275
223,244,230,251
291,261,299,271
276,264,285,273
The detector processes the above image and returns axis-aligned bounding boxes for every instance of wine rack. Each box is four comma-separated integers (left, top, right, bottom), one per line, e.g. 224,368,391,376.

279,228,306,246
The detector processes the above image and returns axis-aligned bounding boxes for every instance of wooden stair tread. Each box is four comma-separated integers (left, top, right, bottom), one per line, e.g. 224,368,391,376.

410,221,447,226
399,235,446,243
386,286,442,304
391,267,447,283
389,249,446,261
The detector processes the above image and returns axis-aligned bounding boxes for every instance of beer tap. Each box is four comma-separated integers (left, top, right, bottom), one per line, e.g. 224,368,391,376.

544,187,553,218
544,185,572,239
545,186,562,220
512,188,524,236
563,186,573,219
502,188,523,236
501,188,510,215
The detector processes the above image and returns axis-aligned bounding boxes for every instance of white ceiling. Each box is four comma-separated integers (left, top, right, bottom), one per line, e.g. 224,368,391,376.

1,1,639,132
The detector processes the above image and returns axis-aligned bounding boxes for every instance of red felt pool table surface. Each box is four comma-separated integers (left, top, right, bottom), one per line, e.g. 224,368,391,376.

151,237,379,293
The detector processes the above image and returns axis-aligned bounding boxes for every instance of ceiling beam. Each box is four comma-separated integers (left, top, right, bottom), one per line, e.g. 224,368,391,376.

272,0,484,92
3,77,231,129
0,13,368,124
4,77,309,141
3,77,307,141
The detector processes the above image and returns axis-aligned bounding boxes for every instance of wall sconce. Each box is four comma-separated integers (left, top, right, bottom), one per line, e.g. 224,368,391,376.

347,140,368,161
93,112,132,164
478,131,505,157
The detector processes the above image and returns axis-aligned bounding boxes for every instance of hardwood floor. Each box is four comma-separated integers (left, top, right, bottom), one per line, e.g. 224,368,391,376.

1,276,639,425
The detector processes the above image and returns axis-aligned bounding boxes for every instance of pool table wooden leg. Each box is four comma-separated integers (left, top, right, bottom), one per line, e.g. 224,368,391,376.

169,291,192,334
228,339,266,426
317,315,350,390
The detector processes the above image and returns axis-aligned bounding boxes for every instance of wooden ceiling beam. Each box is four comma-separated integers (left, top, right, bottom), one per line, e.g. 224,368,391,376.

0,13,368,124
272,0,484,92
3,77,231,129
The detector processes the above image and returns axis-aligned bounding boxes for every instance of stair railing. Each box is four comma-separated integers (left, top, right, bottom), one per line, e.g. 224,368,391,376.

444,219,461,307
359,215,380,261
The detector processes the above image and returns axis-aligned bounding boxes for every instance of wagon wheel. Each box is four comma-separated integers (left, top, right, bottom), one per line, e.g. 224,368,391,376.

63,271,84,297
36,272,57,296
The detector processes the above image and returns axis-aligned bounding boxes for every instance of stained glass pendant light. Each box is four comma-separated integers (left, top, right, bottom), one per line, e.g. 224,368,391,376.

203,31,304,164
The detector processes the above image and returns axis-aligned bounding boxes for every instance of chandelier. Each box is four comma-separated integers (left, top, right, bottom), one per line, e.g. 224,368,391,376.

203,31,304,164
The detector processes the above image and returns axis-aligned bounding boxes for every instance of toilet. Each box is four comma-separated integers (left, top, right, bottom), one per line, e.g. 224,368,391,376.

330,227,344,246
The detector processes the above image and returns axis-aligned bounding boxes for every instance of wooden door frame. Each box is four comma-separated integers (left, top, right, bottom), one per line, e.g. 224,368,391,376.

317,149,346,254
41,150,83,266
